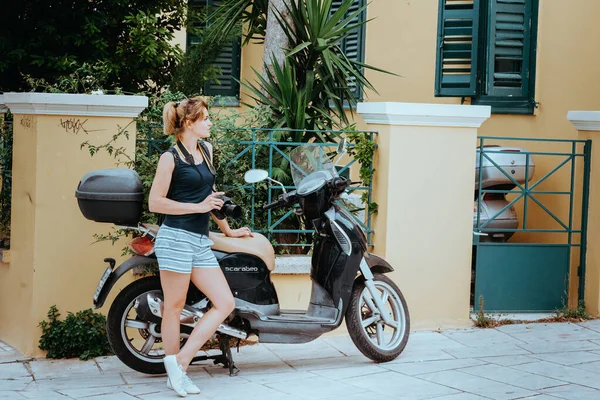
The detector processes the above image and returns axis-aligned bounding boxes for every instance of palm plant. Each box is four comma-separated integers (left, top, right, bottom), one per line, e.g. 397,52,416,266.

206,0,392,252
204,0,269,46
243,0,394,131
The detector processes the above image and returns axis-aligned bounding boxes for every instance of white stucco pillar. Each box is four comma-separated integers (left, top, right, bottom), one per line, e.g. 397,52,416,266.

357,102,491,330
0,92,147,356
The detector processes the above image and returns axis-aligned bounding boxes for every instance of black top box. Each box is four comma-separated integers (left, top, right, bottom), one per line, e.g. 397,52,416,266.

75,168,144,226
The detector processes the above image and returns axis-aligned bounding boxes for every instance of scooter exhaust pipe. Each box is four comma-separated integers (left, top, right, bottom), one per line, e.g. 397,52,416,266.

143,294,248,340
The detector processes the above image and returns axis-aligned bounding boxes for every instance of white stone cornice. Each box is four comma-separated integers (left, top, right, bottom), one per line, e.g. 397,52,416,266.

357,102,492,128
0,94,6,113
2,92,148,117
567,111,600,131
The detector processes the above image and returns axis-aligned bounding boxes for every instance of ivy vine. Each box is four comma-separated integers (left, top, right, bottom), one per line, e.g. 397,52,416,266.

346,130,378,215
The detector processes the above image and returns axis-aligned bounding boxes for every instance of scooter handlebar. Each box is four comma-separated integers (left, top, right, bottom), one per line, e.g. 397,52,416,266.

263,191,297,210
328,177,349,192
263,199,284,210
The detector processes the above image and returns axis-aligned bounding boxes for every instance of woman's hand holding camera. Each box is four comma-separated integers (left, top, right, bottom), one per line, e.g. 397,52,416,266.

197,192,225,213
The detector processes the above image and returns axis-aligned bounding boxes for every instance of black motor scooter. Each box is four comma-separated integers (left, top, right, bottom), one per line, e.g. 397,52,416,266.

76,140,410,375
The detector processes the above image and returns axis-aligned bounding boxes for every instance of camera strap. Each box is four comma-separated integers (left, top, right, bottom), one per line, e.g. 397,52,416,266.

176,140,216,175
197,141,217,176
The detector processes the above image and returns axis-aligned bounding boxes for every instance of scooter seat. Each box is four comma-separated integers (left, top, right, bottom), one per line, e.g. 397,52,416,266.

141,224,275,271
209,232,275,271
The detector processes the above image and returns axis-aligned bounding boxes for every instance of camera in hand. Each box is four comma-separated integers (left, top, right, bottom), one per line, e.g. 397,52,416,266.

211,196,242,220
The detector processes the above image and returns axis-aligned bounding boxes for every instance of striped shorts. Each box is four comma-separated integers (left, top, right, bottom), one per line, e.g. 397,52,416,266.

154,225,219,274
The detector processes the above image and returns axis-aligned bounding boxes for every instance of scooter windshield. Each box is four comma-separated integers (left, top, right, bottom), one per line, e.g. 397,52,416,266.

290,145,338,195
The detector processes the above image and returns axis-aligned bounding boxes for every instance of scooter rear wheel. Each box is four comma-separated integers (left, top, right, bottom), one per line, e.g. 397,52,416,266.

345,273,410,362
106,276,167,374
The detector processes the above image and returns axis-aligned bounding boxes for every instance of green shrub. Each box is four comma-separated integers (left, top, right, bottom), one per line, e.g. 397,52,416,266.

554,300,591,321
38,305,112,360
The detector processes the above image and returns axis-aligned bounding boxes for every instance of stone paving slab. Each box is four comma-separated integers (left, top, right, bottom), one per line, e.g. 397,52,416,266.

440,328,528,347
512,360,600,390
497,322,600,343
577,319,600,332
540,383,600,400
456,363,568,391
529,350,600,365
28,359,101,379
385,358,486,376
343,370,461,399
475,355,538,367
417,370,538,400
517,339,600,354
1,321,600,399
570,359,600,373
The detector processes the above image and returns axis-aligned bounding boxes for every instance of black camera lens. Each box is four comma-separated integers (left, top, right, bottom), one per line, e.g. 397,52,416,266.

211,195,242,220
222,203,242,219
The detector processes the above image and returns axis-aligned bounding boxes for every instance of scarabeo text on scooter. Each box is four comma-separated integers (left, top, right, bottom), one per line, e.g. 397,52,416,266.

225,265,259,273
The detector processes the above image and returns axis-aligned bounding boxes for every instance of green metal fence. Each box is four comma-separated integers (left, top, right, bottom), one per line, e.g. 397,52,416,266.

137,126,377,249
473,136,591,312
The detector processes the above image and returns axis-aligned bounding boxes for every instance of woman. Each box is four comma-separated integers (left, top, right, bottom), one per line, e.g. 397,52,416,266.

148,97,252,397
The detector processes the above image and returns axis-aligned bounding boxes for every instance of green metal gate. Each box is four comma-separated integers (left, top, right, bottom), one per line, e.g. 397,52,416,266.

473,137,591,313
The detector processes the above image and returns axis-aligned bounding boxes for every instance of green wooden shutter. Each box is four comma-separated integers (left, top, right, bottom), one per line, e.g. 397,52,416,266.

331,0,366,101
434,0,481,97
204,0,241,98
484,0,533,98
204,38,242,98
186,0,241,98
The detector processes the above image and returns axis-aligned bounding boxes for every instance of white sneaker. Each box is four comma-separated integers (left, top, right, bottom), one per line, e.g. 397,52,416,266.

163,355,187,397
168,374,201,395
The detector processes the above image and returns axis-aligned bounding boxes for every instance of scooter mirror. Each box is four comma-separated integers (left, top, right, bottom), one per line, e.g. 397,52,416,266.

333,138,348,167
244,169,269,183
337,138,347,155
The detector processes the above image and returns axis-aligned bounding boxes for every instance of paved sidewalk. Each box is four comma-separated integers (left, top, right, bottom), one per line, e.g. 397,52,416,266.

2,320,600,399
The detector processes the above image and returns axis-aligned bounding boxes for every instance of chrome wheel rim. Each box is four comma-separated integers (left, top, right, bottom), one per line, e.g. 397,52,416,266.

358,281,407,351
120,289,165,364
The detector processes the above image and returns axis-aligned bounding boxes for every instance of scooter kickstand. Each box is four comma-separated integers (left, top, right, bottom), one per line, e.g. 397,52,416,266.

215,335,240,377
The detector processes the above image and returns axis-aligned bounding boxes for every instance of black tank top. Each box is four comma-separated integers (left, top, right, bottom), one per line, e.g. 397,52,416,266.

162,153,215,236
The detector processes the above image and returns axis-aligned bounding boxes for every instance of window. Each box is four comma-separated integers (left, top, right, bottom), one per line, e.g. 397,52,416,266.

331,0,367,101
187,0,242,102
434,0,539,114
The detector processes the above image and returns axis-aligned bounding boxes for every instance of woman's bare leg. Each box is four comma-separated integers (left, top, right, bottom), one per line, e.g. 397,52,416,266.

177,267,235,370
159,270,191,357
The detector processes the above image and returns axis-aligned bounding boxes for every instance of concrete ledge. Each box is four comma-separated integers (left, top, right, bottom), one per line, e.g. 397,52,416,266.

273,255,311,275
357,102,491,128
470,313,555,322
3,92,148,117
0,94,6,113
567,111,600,131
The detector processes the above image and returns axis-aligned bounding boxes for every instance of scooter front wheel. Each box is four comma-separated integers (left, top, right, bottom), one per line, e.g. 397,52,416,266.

345,273,410,362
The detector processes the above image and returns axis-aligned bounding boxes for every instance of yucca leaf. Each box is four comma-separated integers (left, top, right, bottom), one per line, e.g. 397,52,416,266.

322,0,354,32
286,42,311,57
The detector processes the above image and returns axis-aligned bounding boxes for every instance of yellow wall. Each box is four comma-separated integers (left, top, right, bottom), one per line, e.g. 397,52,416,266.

180,1,600,139
178,0,600,316
365,1,600,312
0,112,137,356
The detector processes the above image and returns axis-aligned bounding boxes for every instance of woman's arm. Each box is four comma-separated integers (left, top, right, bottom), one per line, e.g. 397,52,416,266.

211,214,233,236
149,151,224,215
